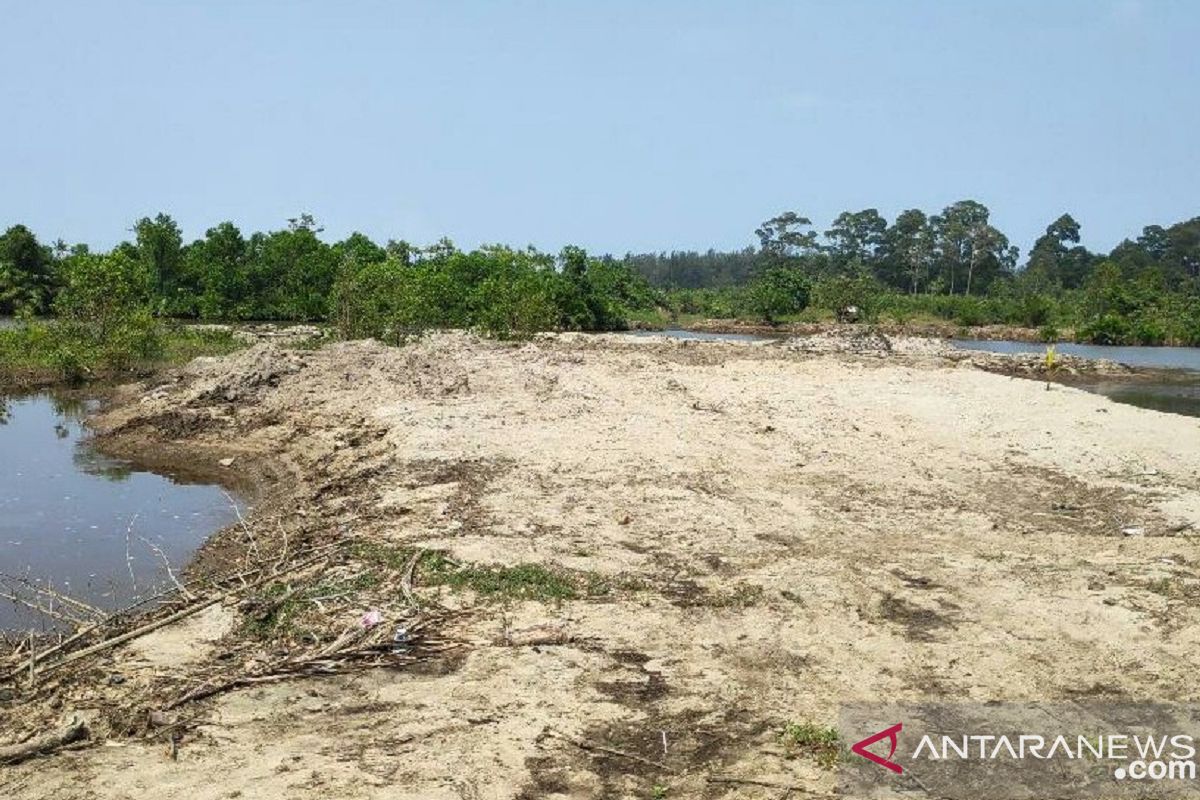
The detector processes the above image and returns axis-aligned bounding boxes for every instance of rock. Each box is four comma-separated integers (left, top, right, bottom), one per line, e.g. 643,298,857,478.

218,457,236,468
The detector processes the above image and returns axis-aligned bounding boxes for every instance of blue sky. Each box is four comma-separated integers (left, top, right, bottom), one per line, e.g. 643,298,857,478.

2,1,1196,257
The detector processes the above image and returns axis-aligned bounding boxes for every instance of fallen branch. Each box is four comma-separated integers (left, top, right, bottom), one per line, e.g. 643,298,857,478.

400,548,425,610
0,574,106,622
0,588,89,629
8,551,330,683
0,715,90,765
498,624,575,647
137,535,196,600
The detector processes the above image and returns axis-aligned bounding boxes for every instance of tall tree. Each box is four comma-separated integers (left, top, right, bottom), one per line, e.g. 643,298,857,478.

880,210,934,294
824,209,887,268
931,200,1016,295
1024,213,1092,289
334,232,386,267
134,213,184,302
755,212,818,261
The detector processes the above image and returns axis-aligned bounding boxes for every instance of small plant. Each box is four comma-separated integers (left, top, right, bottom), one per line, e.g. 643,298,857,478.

650,785,668,799
781,722,842,769
1043,344,1059,390
1043,343,1058,371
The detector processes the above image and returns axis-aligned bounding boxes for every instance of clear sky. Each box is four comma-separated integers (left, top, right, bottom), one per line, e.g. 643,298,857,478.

2,1,1197,258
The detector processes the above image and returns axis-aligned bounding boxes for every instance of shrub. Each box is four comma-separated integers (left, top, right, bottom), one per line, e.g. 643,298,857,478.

810,275,880,321
746,267,810,322
1077,313,1130,345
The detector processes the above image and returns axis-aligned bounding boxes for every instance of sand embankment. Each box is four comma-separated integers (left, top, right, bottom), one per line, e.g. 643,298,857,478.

3,331,1198,798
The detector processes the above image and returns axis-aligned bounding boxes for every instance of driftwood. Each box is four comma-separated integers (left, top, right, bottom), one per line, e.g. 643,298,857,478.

0,589,87,628
6,551,331,683
0,574,106,622
0,715,89,765
498,624,575,647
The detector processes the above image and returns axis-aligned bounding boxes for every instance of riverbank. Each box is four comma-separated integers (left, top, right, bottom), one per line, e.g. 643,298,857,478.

3,331,1200,798
0,324,249,394
662,317,1056,343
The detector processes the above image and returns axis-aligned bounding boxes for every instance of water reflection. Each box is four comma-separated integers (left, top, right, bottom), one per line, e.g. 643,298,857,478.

0,391,240,630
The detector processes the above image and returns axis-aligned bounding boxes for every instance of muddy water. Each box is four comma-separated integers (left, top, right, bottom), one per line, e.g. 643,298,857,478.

0,392,240,630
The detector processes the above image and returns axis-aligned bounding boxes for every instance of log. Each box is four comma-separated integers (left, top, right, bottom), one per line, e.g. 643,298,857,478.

0,715,89,765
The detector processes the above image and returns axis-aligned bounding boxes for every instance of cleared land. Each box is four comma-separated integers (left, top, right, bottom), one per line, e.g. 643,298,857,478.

2,331,1199,799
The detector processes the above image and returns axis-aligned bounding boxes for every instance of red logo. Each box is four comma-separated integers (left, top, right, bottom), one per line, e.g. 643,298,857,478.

851,722,903,774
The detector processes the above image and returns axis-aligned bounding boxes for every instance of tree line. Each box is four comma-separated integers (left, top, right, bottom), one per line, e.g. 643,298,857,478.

621,203,1198,295
0,214,659,341
1,203,1198,345
619,202,1200,345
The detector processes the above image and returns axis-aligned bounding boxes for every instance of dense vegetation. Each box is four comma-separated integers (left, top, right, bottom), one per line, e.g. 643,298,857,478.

0,214,656,340
619,204,1200,345
1,202,1198,356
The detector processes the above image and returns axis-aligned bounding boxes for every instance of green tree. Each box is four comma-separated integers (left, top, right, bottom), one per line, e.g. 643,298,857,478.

880,210,933,294
1024,213,1092,290
249,218,339,320
824,209,886,269
755,212,819,261
931,200,1016,295
334,232,387,267
54,251,154,334
0,224,54,314
811,273,882,320
134,213,186,308
186,222,249,319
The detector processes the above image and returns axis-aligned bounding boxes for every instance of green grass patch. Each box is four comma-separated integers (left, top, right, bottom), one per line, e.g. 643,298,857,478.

0,319,246,386
352,541,601,603
422,552,578,600
781,722,842,769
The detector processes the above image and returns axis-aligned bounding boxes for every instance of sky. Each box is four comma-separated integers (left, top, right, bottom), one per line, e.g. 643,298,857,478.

1,0,1197,258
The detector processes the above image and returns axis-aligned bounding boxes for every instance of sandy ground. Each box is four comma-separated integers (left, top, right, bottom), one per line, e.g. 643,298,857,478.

3,331,1199,799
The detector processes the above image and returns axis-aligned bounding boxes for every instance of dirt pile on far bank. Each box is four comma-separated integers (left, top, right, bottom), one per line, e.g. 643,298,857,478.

3,331,1199,799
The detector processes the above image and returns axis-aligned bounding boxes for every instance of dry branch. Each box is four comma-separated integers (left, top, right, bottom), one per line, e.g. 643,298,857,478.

6,551,330,683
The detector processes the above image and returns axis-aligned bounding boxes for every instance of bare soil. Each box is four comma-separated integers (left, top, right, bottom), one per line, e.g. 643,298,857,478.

3,331,1199,799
